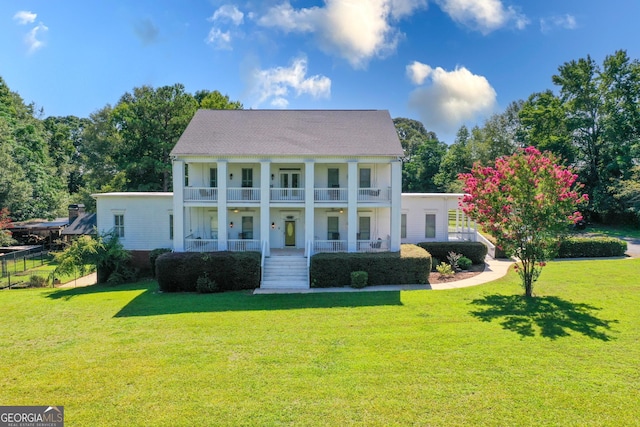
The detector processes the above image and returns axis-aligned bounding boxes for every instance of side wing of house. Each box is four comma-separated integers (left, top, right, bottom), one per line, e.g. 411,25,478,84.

93,192,174,251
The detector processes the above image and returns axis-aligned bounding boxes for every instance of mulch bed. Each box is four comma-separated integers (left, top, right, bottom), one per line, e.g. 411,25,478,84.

428,263,485,284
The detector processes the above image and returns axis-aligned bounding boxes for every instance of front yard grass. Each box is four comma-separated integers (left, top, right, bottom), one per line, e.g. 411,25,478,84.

0,258,639,426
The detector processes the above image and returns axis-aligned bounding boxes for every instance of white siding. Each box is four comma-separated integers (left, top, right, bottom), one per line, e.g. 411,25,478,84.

400,194,464,244
94,193,173,251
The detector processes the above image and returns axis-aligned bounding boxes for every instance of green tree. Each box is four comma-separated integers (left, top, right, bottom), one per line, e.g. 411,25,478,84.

0,76,67,220
518,90,575,163
0,208,16,246
434,125,473,192
460,147,588,297
196,90,243,110
552,50,640,220
112,84,199,191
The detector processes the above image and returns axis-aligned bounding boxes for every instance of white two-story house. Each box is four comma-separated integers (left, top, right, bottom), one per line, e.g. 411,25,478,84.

170,109,404,256
94,110,480,288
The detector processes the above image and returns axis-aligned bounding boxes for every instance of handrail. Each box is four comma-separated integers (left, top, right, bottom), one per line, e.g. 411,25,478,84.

305,240,312,287
476,232,496,259
260,240,268,285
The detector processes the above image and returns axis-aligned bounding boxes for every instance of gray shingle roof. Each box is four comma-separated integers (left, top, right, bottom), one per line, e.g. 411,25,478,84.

61,213,97,236
170,110,403,157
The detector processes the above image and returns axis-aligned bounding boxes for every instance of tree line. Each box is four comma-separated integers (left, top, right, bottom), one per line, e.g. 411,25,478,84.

0,79,242,221
0,49,639,225
398,49,640,224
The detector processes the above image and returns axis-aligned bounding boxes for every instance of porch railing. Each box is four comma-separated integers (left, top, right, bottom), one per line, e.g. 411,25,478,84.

184,187,218,202
185,238,218,252
228,239,261,252
314,188,347,202
227,188,260,202
357,187,390,202
313,240,347,253
356,239,390,253
270,188,304,202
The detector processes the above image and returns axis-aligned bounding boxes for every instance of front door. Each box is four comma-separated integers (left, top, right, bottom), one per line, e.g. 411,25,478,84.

285,220,296,246
280,172,301,200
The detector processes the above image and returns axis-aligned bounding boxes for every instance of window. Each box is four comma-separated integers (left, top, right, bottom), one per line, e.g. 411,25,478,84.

169,214,174,240
425,214,436,239
401,214,407,238
359,168,371,188
358,216,371,240
210,216,218,239
114,214,125,238
210,168,217,188
327,216,339,240
241,168,253,188
241,216,253,239
184,164,189,186
328,168,339,188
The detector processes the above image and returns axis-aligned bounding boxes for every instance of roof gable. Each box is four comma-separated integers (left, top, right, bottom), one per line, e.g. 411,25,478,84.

170,110,403,157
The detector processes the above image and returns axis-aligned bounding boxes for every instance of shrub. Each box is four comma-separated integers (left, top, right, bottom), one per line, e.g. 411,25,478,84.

436,262,454,278
196,272,219,293
310,244,431,288
458,256,472,270
446,252,462,270
350,271,368,288
417,242,487,264
28,275,48,288
149,248,171,277
156,251,260,292
557,237,627,258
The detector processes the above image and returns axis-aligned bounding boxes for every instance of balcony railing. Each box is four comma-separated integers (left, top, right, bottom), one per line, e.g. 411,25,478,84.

356,239,390,253
270,188,304,202
227,187,260,202
313,240,347,253
228,239,261,252
357,187,390,202
184,187,218,202
185,238,218,252
314,188,347,202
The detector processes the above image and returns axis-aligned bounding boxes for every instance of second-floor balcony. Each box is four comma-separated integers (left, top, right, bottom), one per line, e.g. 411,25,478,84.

183,186,391,204
228,187,260,202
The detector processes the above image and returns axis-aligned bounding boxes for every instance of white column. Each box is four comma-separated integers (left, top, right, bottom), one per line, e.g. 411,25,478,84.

260,161,270,255
390,160,402,252
172,159,185,252
217,161,228,251
347,161,358,252
305,160,315,251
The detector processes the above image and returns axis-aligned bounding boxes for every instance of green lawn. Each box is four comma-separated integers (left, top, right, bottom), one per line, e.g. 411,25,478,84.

573,223,640,240
1,259,639,426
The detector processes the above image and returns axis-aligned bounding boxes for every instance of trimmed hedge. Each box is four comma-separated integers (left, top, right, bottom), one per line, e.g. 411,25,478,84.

557,237,627,258
156,251,260,292
416,242,487,264
310,244,431,288
149,248,172,277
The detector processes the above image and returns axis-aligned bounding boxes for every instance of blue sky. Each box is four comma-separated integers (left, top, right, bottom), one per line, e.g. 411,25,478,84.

2,1,639,143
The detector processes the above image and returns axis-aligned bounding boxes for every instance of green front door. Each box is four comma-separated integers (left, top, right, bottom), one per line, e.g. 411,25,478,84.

285,221,296,246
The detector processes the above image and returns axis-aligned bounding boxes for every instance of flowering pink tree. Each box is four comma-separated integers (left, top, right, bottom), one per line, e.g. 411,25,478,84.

459,147,588,297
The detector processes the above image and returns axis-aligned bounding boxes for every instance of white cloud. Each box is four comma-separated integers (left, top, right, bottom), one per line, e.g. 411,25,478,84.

206,28,233,50
250,57,331,108
206,5,245,50
210,5,244,26
257,0,426,69
540,14,577,34
406,61,433,85
25,23,48,54
407,62,497,134
436,0,527,34
13,10,37,25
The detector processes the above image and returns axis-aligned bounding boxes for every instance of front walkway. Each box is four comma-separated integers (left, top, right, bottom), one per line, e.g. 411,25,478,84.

253,257,514,294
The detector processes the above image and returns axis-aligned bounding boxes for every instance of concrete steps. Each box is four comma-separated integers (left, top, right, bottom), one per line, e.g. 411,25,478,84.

261,256,309,289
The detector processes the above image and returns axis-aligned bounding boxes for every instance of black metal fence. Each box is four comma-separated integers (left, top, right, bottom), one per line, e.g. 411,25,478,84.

0,246,47,287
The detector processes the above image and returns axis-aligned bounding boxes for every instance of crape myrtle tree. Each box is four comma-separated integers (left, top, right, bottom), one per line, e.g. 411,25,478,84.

460,147,588,297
